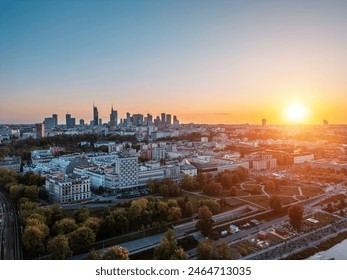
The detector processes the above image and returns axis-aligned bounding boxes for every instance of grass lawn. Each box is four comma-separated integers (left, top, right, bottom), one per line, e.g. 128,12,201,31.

239,195,269,208
300,186,324,197
266,186,300,196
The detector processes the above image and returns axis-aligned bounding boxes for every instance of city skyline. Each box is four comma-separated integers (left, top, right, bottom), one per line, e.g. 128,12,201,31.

1,0,347,125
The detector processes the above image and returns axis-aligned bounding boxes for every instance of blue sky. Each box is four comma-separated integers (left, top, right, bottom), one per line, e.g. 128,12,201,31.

1,0,346,124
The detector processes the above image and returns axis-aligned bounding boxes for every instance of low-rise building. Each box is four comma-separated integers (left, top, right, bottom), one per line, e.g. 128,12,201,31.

180,159,198,176
45,173,91,204
0,156,21,172
31,149,54,167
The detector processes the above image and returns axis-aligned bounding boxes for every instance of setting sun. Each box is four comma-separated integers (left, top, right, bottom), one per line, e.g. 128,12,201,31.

286,104,306,121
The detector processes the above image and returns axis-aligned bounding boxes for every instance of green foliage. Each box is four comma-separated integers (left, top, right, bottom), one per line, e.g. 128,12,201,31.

47,234,72,260
87,249,102,260
288,204,304,230
200,199,220,215
69,226,96,251
53,218,78,235
73,208,90,223
153,229,187,260
230,186,237,197
181,174,195,191
101,246,129,260
197,239,238,260
22,226,47,257
167,207,182,222
269,195,283,213
196,206,213,236
184,201,194,218
195,173,212,190
83,217,101,234
203,182,222,196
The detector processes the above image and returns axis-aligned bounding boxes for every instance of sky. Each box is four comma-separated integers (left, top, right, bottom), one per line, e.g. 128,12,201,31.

0,0,346,125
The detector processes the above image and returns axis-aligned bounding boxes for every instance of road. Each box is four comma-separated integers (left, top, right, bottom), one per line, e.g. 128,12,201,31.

0,189,22,260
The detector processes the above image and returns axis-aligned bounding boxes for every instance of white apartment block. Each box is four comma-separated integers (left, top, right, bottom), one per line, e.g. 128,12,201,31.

31,149,53,167
115,156,139,188
45,174,91,204
293,153,314,164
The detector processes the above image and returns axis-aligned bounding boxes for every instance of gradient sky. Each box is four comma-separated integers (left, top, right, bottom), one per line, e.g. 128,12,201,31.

1,0,346,124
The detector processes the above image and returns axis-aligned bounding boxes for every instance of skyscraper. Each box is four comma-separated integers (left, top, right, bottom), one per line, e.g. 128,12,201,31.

93,104,99,126
34,123,44,139
147,113,153,125
110,106,118,127
262,118,267,127
66,113,75,128
43,117,55,129
161,113,166,124
52,114,58,127
66,113,71,126
166,114,172,125
173,115,179,126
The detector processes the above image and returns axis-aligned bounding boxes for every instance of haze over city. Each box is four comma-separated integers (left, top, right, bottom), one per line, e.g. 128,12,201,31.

0,0,346,125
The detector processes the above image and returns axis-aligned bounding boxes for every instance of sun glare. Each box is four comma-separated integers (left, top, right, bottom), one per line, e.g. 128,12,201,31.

286,104,306,121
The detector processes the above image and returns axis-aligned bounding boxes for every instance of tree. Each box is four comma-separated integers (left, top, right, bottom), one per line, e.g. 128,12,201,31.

195,206,213,236
288,204,304,230
184,201,194,217
83,217,101,234
167,207,182,222
212,241,238,260
47,234,72,260
22,225,46,257
181,174,195,191
69,226,96,251
197,239,238,260
74,208,90,223
159,185,169,197
53,218,78,235
230,186,237,197
201,200,220,215
196,239,213,259
101,246,129,260
203,182,222,196
87,248,101,260
154,229,187,260
221,174,233,189
156,201,169,220
269,195,283,213
195,173,211,190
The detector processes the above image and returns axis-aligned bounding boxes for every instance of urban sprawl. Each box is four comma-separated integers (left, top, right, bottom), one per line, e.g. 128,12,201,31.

0,106,347,260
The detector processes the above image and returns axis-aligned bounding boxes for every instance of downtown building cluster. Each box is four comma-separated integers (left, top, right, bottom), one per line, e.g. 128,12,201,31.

37,105,180,138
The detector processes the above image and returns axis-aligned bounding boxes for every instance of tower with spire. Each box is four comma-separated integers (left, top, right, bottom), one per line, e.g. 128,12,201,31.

110,105,118,128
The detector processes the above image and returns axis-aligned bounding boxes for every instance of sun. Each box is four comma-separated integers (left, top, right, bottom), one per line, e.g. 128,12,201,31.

286,104,306,121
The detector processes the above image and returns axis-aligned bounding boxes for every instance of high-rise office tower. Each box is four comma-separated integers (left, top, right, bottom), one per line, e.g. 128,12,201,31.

147,113,153,125
154,116,160,127
66,113,75,128
34,123,44,139
161,113,166,124
110,106,118,126
173,115,179,125
93,104,99,126
166,114,172,125
66,113,71,126
43,117,55,129
262,118,267,127
52,114,58,127
79,119,85,126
